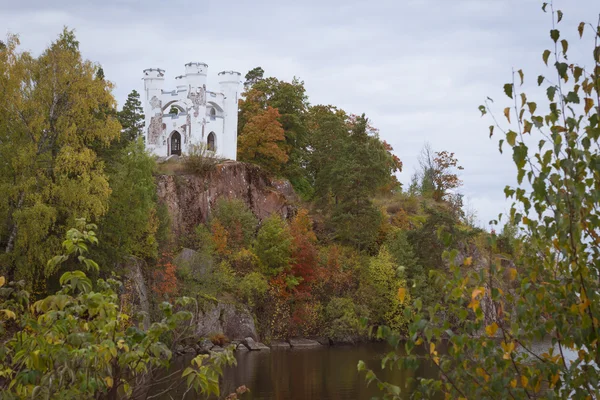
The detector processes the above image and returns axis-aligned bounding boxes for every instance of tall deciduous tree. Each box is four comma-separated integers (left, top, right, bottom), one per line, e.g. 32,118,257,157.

238,106,289,174
238,72,310,190
416,143,463,201
0,30,120,286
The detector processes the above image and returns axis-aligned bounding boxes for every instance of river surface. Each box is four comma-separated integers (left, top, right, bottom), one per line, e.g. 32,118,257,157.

159,342,438,400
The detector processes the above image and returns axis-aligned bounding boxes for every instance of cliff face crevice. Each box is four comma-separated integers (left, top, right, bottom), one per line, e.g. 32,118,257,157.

156,161,298,240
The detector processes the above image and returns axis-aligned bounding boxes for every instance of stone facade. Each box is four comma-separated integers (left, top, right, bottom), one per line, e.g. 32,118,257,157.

142,63,241,160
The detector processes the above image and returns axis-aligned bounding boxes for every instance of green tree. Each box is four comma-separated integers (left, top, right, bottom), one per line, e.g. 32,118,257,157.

360,5,600,399
325,115,399,252
0,30,120,287
117,89,145,144
238,73,310,190
93,139,159,269
244,66,264,89
0,223,235,399
253,214,293,276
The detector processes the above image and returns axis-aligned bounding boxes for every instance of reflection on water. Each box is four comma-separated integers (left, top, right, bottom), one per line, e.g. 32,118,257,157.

161,343,438,400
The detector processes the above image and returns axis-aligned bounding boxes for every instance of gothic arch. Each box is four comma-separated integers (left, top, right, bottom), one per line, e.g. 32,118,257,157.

207,132,216,152
162,100,188,114
168,130,182,156
206,101,224,113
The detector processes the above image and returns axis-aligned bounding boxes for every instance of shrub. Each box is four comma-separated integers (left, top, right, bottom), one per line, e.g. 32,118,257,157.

183,143,222,176
0,224,236,399
211,199,258,250
209,333,230,347
230,248,260,274
324,297,368,341
238,271,269,308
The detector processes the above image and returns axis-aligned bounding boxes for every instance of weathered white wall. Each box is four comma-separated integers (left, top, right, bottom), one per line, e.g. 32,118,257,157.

142,63,240,160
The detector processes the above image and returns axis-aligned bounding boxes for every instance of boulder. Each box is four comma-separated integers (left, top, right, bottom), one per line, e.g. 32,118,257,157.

243,337,260,351
196,302,258,341
210,345,225,353
236,343,250,352
312,337,331,346
255,342,270,351
330,335,360,345
242,337,270,351
289,338,322,348
196,338,214,354
270,340,291,349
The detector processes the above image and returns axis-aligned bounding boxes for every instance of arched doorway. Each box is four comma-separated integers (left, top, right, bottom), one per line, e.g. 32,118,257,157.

207,132,216,152
170,131,181,156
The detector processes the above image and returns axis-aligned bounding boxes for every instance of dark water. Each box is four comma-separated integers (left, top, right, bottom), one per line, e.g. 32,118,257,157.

160,343,437,400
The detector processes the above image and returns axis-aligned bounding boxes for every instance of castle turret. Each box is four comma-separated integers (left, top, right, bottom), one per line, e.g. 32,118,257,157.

218,71,241,160
184,62,208,90
142,68,165,146
143,68,165,102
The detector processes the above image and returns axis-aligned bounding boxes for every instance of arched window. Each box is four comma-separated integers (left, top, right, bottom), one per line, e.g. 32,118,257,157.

209,107,216,120
207,132,216,152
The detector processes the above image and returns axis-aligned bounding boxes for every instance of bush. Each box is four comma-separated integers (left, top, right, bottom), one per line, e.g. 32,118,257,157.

0,225,236,399
209,333,230,347
183,143,222,176
237,271,269,308
324,297,368,342
211,199,258,251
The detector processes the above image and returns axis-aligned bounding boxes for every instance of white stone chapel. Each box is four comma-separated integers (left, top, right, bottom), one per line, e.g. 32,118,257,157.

142,63,241,160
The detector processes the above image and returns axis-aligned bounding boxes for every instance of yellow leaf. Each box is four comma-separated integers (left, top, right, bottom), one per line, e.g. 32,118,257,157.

521,376,528,388
471,287,485,300
485,322,499,337
430,342,436,354
463,257,472,266
0,276,5,287
551,373,560,387
510,379,517,388
579,299,591,314
415,338,423,345
2,309,16,319
504,107,511,123
584,98,594,114
502,341,515,359
104,376,114,388
508,268,517,281
468,299,480,312
397,287,407,304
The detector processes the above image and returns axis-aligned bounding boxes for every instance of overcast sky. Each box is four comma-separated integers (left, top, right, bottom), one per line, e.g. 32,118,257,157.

1,0,597,226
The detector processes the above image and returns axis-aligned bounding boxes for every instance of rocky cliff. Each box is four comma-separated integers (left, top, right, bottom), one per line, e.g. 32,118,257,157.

156,160,298,239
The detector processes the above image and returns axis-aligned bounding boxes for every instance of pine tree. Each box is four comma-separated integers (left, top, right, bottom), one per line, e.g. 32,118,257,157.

118,89,145,144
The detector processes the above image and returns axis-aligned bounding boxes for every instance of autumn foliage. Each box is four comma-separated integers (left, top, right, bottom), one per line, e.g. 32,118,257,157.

238,106,289,174
152,252,178,296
